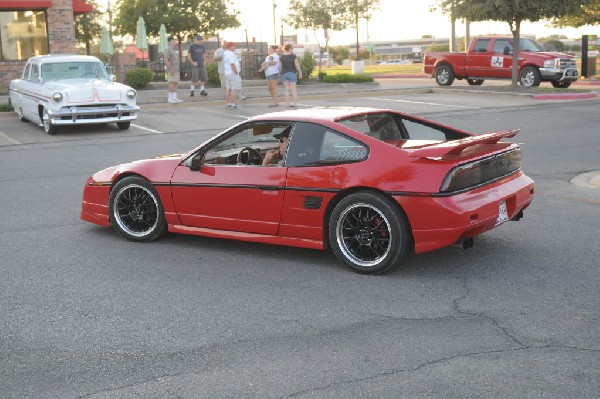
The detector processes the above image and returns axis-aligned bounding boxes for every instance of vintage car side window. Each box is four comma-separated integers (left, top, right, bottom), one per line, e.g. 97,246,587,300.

492,39,512,54
286,122,368,167
22,64,31,79
202,124,292,166
401,119,447,141
473,39,491,53
30,64,40,81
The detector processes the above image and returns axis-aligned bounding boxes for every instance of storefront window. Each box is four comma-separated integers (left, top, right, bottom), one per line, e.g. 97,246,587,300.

0,10,49,61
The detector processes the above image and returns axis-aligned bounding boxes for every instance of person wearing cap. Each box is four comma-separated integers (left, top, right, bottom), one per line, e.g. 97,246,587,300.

164,36,183,103
223,41,242,109
262,127,291,166
187,35,208,97
214,39,247,101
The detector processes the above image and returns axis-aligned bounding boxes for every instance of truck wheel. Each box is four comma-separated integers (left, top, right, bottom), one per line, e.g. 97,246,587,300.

435,65,455,86
519,67,541,87
467,78,484,86
551,81,571,89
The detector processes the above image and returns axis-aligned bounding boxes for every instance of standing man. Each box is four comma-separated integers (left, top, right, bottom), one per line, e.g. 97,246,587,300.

164,36,182,103
212,39,228,98
223,41,241,109
187,35,208,97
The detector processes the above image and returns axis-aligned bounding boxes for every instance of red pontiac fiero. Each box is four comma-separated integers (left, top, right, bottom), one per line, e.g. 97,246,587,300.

81,107,534,274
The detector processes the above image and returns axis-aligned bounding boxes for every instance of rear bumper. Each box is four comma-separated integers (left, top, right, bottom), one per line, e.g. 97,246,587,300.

394,172,534,254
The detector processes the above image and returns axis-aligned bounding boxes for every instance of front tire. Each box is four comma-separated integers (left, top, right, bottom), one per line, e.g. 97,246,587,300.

42,107,58,134
519,66,541,87
117,121,131,130
551,81,572,89
328,192,412,274
109,176,167,241
435,64,455,86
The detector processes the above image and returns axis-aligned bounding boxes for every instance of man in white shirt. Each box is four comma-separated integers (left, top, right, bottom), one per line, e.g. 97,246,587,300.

213,39,247,101
223,42,241,109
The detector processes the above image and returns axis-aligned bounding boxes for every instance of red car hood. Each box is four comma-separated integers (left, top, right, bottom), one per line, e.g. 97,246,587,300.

91,153,186,183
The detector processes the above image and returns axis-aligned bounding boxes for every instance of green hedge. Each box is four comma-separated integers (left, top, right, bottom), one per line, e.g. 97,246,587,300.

0,103,13,112
299,52,314,82
207,62,220,86
125,67,154,89
321,73,374,83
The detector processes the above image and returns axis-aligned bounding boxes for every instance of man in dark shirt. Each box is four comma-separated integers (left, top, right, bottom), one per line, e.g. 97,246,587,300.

187,35,208,96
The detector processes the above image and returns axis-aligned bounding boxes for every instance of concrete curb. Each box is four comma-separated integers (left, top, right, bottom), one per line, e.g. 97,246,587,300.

533,92,599,100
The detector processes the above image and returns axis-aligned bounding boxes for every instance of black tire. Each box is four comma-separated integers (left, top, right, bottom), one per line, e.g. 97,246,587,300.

519,66,541,87
17,107,27,122
467,78,484,86
328,192,412,274
42,107,58,135
117,121,131,130
551,81,572,89
109,176,167,242
435,64,455,86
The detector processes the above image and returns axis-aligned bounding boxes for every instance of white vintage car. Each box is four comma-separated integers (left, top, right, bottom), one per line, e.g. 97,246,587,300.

8,54,140,134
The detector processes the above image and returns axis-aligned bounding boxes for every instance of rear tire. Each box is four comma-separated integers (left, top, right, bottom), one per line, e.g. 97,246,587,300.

328,192,412,274
435,64,455,86
467,78,484,86
109,176,167,241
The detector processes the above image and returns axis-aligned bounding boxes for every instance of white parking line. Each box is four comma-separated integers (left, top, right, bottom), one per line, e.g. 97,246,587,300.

130,124,163,134
366,97,480,109
0,130,22,145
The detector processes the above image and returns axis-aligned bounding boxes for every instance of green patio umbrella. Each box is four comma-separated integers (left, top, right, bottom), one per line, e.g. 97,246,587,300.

99,26,113,61
158,24,167,53
136,16,148,63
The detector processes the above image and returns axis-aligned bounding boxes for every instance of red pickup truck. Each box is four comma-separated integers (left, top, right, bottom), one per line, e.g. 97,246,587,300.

423,36,578,88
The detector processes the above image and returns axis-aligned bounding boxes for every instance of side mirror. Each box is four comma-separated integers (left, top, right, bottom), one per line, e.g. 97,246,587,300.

186,154,203,172
503,46,511,56
108,74,116,82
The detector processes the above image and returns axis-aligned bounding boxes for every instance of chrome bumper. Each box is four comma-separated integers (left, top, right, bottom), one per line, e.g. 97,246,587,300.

539,67,579,82
47,104,140,125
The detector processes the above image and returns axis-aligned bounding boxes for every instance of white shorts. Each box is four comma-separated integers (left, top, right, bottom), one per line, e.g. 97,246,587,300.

225,74,242,90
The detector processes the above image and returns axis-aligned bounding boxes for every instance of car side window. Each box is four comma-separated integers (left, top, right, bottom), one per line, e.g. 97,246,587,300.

30,64,39,81
286,122,368,167
202,123,292,166
473,39,491,53
493,39,512,54
22,64,31,79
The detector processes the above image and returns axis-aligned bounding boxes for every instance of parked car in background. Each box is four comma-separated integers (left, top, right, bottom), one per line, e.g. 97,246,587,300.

424,36,578,88
81,107,534,274
8,54,139,134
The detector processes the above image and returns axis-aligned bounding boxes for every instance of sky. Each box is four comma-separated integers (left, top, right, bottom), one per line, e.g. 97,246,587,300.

219,0,596,45
97,0,596,45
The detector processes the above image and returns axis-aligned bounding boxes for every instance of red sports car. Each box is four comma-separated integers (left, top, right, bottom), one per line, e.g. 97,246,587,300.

81,107,534,274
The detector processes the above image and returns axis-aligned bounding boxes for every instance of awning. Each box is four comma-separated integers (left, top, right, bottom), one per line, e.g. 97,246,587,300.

0,0,93,14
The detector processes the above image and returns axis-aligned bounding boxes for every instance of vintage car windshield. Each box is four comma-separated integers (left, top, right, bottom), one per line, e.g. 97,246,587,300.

41,62,109,81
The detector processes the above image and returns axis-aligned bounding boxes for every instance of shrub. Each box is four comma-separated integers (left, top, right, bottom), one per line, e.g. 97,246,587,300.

318,72,327,81
0,103,14,112
321,73,374,83
300,52,314,82
207,62,220,86
125,67,154,89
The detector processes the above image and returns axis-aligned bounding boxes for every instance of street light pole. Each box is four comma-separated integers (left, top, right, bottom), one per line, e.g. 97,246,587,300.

272,1,277,45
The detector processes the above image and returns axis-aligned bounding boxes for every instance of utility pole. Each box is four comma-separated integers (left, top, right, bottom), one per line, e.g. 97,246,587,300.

272,1,277,45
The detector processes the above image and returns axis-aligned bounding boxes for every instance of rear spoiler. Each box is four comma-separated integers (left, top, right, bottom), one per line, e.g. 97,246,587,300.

409,129,519,158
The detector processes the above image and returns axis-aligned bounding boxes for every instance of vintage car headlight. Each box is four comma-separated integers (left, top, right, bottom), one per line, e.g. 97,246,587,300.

544,58,560,68
126,89,137,99
52,92,63,102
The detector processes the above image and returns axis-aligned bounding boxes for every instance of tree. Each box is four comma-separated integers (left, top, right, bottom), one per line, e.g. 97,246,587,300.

435,0,592,87
343,0,380,61
74,0,103,55
114,0,240,58
286,0,349,75
552,1,600,27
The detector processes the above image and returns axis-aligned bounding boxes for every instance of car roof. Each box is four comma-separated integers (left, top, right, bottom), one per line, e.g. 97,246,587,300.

27,54,103,64
251,107,394,123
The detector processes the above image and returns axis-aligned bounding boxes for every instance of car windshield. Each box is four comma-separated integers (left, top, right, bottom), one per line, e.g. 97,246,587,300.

41,62,109,81
519,38,544,52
